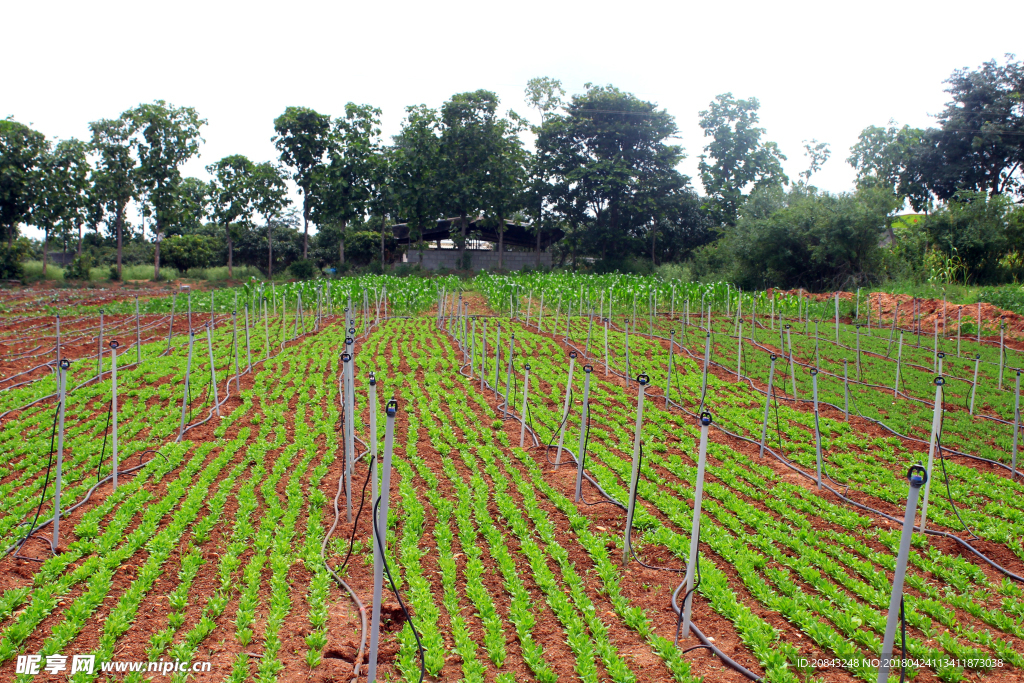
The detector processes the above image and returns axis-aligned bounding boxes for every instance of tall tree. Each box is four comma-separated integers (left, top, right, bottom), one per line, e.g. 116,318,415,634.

249,162,289,277
89,117,138,280
310,103,381,266
171,177,210,236
45,139,91,262
524,78,565,263
392,105,443,265
0,118,48,247
273,107,332,260
438,90,503,268
698,93,788,226
125,101,206,280
847,121,929,209
537,84,688,265
207,155,256,278
481,112,528,269
524,77,565,124
914,55,1024,200
800,139,831,182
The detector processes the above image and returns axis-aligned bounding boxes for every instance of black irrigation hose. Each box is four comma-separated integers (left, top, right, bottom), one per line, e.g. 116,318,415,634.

95,398,113,483
15,402,60,555
338,453,376,576
373,497,426,683
671,578,762,682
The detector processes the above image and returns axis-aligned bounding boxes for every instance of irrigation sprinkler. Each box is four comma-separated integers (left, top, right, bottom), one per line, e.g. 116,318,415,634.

834,292,840,344
970,354,981,415
918,377,945,533
894,333,904,398
520,364,531,448
167,293,176,354
574,366,593,502
888,300,899,349
759,355,777,458
736,322,743,379
367,399,398,683
135,297,141,364
206,323,220,417
470,319,476,376
844,360,850,421
369,374,378,503
877,464,928,683
555,352,577,467
495,325,501,397
604,318,610,377
50,359,71,553
232,312,241,392
784,324,797,398
934,311,939,372
244,305,252,374
503,334,515,418
481,320,487,392
699,333,710,412
625,329,631,389
855,325,862,382
666,332,676,409
623,374,649,566
109,341,120,491
1013,370,1020,480
176,331,195,442
681,411,712,638
97,310,104,380
937,352,945,376
263,298,270,359
586,310,594,357
811,369,823,490
999,321,1006,389
342,352,354,524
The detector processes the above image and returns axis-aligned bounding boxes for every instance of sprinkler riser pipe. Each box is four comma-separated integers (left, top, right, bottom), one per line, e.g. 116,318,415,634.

555,358,576,467
681,421,711,636
367,405,397,683
918,383,944,533
51,366,69,552
574,370,592,503
623,380,647,565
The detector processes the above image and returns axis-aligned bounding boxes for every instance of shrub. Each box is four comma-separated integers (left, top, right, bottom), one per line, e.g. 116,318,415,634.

0,238,31,280
65,254,94,280
288,259,317,280
161,235,216,272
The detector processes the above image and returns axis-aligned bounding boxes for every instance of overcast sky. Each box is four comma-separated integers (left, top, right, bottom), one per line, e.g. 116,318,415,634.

5,0,1023,240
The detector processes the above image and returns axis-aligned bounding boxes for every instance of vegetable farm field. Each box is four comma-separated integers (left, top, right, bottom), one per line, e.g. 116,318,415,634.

1,275,1023,683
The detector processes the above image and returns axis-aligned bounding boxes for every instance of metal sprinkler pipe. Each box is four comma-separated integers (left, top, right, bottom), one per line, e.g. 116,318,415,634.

520,364,531,448
574,366,593,503
759,355,777,458
97,309,104,380
367,399,398,683
206,323,220,417
894,333,904,398
342,352,354,523
503,334,515,418
699,332,710,412
918,377,945,533
811,369,823,489
51,359,71,553
369,374,378,503
109,341,120,490
1012,370,1020,479
877,464,928,683
681,411,713,637
556,352,577,467
970,354,981,415
244,305,252,373
623,374,649,566
135,297,142,363
667,331,676,409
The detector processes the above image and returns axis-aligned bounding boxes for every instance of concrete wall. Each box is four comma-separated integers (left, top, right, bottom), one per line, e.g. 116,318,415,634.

403,249,551,271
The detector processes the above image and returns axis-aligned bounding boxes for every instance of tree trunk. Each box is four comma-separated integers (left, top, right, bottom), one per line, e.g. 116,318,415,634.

497,215,505,270
302,195,310,260
536,226,541,267
227,230,234,278
115,206,124,281
459,213,467,269
267,221,273,278
338,219,347,266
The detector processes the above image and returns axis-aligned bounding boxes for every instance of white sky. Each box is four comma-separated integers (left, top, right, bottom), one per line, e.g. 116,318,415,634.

6,0,1023,241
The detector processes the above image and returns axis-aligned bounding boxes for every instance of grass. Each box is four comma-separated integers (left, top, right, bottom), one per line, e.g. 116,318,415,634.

20,261,267,284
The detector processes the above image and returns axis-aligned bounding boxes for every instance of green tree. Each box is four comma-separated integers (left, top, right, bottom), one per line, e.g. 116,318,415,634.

249,162,289,277
273,106,332,259
537,84,688,267
89,116,138,280
847,121,929,209
161,234,216,272
482,112,528,269
170,177,210,236
800,139,831,182
524,77,565,124
392,105,443,265
310,103,381,266
438,90,503,268
922,191,1018,284
914,55,1024,201
0,118,48,247
207,155,258,277
698,93,788,226
34,139,90,276
125,101,206,279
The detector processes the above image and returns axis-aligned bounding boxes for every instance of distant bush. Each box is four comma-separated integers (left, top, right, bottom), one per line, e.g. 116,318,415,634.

0,239,31,280
65,254,94,280
289,259,317,280
162,235,216,272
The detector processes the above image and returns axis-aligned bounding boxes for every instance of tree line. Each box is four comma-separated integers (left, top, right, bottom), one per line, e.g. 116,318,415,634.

1,54,1021,287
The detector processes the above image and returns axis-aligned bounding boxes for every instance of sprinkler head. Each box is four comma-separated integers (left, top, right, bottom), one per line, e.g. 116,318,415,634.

937,352,945,359
637,374,649,386
348,328,356,335
785,324,791,330
369,372,376,386
602,317,609,323
59,359,71,371
109,340,119,350
569,351,578,359
975,354,981,360
341,353,352,363
345,337,354,346
907,463,928,487
935,376,944,386
699,412,713,427
810,368,818,376
386,399,398,417
770,354,777,361
583,364,593,373
525,363,531,371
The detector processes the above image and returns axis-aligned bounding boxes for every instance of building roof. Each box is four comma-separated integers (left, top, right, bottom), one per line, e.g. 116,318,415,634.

390,216,563,250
